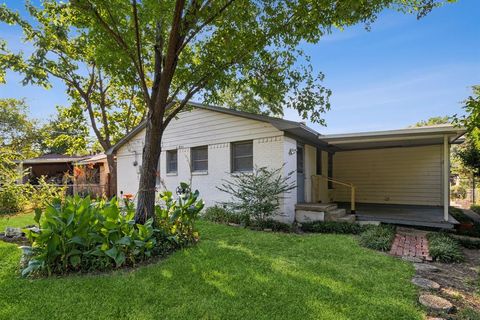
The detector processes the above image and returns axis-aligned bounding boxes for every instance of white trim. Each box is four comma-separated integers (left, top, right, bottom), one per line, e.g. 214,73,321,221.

443,135,450,221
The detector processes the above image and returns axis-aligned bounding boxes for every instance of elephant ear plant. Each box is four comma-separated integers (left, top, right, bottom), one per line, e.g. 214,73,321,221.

21,183,203,277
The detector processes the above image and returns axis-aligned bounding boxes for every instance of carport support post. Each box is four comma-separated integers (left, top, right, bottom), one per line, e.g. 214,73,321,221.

443,135,449,222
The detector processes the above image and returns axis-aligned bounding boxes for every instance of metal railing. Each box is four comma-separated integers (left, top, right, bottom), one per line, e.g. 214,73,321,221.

312,175,356,214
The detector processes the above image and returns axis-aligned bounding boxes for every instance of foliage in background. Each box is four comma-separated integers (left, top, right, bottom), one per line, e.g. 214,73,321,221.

0,98,40,159
456,85,480,147
471,205,480,215
40,105,90,155
358,225,396,251
411,116,450,127
217,166,295,223
427,233,464,263
301,220,364,234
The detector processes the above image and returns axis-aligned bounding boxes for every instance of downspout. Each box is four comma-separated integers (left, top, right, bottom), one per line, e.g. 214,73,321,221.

443,135,450,222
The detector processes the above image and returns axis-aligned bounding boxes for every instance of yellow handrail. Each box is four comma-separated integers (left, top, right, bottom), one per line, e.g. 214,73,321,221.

312,175,356,214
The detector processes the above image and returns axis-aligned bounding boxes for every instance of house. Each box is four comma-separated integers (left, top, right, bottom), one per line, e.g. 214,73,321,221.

73,154,111,198
107,103,466,228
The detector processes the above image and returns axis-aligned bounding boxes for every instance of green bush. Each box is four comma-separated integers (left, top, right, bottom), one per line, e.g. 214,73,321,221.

250,219,292,232
22,183,203,277
203,205,248,225
450,206,474,224
217,166,295,223
155,183,204,246
427,233,464,263
301,221,364,234
23,196,159,276
0,186,22,214
359,225,396,251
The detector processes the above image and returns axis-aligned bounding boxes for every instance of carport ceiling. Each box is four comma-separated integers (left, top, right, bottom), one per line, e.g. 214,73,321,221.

320,125,466,151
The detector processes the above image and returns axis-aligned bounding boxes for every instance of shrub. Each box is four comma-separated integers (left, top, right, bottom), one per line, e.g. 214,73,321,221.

301,221,364,234
456,237,480,249
203,206,248,225
0,186,22,214
155,183,204,246
359,225,396,251
250,219,292,232
217,166,295,222
427,233,464,263
23,196,159,276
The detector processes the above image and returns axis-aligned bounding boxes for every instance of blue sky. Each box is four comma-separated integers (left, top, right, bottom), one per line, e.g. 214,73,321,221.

0,0,479,134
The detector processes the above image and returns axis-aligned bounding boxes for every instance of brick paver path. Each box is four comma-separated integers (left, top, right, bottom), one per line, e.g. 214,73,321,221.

390,227,432,261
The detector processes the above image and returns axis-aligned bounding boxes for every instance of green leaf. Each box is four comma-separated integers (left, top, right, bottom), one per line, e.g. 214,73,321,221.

104,246,118,260
69,255,81,267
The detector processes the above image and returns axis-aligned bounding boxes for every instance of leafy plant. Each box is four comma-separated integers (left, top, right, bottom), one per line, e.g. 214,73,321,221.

155,182,204,246
359,225,396,251
471,204,480,215
217,166,295,223
203,206,249,225
301,221,364,234
22,196,159,276
427,233,464,263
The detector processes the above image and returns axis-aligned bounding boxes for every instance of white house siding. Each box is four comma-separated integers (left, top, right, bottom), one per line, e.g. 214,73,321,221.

332,145,443,206
116,108,300,222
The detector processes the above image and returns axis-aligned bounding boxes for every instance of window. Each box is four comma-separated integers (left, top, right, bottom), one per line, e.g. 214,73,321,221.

191,146,208,172
166,149,177,174
232,141,253,172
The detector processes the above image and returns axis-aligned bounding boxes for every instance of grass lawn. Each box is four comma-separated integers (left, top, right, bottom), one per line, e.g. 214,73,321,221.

0,213,424,320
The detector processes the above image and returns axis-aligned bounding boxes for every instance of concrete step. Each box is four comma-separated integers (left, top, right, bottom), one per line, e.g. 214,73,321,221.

295,210,324,223
295,203,337,212
324,208,347,221
335,214,356,223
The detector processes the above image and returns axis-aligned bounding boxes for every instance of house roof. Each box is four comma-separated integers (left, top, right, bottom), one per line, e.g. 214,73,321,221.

17,154,89,165
74,153,107,165
107,102,326,154
320,125,466,151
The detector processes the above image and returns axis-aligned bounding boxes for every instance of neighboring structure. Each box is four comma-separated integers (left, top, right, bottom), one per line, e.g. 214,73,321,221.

73,154,111,198
108,103,466,228
16,153,112,198
16,154,88,194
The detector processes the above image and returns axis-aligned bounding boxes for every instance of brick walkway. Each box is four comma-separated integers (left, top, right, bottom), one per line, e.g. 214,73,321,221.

390,227,432,261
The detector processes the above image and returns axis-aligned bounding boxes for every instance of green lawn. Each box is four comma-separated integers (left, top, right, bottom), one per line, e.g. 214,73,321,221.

0,213,423,320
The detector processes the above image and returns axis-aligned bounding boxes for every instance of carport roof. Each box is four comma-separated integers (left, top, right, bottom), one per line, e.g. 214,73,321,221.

320,125,466,151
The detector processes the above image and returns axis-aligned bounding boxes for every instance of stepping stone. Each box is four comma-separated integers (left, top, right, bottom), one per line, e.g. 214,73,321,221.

414,263,439,273
419,294,454,313
412,277,440,290
402,256,423,263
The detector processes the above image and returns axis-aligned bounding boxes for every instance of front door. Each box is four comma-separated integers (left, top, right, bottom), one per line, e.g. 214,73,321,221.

297,144,305,203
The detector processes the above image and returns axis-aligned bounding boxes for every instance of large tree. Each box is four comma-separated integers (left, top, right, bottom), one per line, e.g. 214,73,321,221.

1,0,452,223
0,3,147,197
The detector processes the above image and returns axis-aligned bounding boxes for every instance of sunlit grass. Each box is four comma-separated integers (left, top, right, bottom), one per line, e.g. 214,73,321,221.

0,214,423,320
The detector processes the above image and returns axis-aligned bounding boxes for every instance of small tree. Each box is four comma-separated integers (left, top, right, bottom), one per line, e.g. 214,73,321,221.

217,166,295,222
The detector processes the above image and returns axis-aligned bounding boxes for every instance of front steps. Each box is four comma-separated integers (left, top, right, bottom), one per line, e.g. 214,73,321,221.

295,203,356,223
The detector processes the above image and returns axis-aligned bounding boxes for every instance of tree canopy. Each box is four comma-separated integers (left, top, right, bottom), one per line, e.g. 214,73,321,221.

412,116,451,127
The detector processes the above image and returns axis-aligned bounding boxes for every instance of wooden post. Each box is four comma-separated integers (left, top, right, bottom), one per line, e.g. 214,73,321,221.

443,135,449,222
351,185,356,214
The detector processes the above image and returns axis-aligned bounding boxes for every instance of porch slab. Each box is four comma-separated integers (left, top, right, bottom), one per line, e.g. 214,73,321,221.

337,203,458,229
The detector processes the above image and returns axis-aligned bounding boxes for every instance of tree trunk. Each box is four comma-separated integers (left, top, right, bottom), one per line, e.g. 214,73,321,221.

106,153,117,198
135,116,164,224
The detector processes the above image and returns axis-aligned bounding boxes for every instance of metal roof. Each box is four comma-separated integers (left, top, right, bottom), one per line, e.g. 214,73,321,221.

16,154,89,165
320,125,466,151
107,102,326,154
